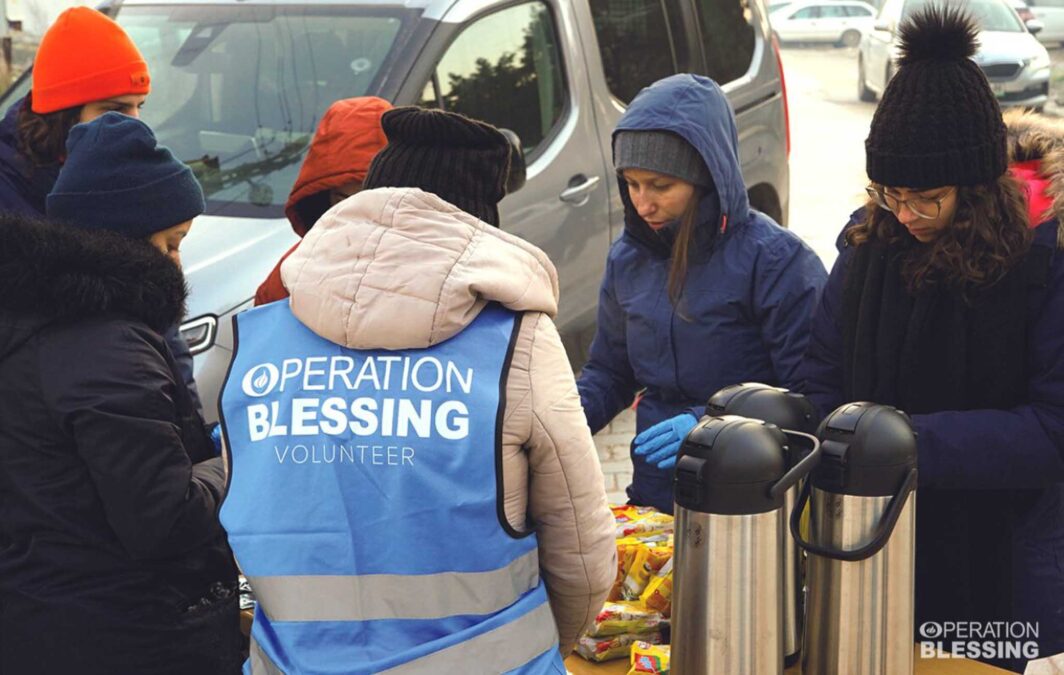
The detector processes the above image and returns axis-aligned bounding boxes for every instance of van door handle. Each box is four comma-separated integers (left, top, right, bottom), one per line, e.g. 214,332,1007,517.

559,175,601,205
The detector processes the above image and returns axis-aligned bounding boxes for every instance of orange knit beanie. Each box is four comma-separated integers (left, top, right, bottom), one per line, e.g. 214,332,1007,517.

31,7,150,114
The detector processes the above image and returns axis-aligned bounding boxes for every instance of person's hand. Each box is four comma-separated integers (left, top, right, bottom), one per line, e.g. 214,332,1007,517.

633,413,698,469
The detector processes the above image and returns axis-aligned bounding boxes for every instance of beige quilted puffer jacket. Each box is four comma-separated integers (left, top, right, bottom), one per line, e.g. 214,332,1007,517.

281,187,616,654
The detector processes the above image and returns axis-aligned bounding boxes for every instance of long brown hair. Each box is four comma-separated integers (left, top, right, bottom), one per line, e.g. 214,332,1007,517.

16,91,82,169
667,187,706,310
846,174,1032,292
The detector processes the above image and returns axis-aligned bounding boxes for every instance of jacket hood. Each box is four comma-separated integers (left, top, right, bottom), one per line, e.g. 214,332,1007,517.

285,96,392,236
0,215,186,360
613,75,749,255
1004,109,1064,247
282,187,559,350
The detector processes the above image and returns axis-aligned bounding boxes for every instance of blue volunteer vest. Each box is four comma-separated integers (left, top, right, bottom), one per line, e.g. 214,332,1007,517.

220,301,564,675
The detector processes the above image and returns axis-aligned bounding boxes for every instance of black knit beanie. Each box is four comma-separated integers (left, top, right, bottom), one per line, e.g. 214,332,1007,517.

865,5,1007,189
363,107,511,226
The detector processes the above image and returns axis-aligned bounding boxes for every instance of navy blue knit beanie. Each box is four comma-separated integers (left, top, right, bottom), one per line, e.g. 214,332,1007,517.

47,112,205,237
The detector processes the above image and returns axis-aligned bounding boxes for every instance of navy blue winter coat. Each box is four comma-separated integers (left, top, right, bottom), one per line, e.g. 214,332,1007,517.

577,75,828,513
800,212,1064,669
0,98,203,413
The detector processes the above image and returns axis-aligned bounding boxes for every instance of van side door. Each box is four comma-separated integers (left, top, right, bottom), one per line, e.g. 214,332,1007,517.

576,0,704,243
401,0,613,361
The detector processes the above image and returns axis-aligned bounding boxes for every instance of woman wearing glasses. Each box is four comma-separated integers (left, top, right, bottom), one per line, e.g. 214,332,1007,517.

800,7,1064,671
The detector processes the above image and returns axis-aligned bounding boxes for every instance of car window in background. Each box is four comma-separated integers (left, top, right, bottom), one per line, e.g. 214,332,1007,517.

792,6,822,18
845,5,874,16
694,0,757,84
588,0,686,103
820,5,849,17
115,5,410,217
903,0,1025,30
417,1,566,158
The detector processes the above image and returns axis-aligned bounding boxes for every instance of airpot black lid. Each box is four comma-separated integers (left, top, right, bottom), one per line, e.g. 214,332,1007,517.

674,415,788,515
706,383,817,435
812,402,917,497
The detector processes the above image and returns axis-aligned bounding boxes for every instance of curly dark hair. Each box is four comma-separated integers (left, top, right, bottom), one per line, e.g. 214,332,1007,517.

16,91,83,169
846,173,1033,292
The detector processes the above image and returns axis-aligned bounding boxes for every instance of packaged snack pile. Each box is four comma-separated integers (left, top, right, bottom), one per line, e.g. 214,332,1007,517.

627,642,670,674
576,506,675,662
576,630,665,663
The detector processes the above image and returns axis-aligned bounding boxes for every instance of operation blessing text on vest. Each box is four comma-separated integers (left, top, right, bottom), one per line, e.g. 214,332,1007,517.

239,355,477,451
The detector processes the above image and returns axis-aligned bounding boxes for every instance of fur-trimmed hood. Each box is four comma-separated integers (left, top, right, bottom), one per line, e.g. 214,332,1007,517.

1004,109,1064,247
0,215,186,361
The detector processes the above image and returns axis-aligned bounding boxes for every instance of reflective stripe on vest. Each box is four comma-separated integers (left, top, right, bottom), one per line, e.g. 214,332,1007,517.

378,600,559,675
247,598,559,675
221,302,564,675
249,548,539,622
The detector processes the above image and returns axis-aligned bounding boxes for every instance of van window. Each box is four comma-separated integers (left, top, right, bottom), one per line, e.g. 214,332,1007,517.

110,5,410,217
694,0,757,84
588,0,685,103
418,2,566,158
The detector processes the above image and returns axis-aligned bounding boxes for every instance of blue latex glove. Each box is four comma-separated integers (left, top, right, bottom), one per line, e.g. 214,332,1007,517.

209,423,223,456
632,413,698,470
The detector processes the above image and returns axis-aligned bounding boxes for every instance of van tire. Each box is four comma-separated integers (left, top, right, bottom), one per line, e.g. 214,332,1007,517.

858,58,876,102
840,30,861,47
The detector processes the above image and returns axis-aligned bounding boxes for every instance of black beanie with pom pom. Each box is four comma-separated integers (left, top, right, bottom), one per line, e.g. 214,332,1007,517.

865,4,1007,188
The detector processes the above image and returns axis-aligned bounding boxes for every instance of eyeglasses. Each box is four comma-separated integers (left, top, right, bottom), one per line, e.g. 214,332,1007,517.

865,185,954,220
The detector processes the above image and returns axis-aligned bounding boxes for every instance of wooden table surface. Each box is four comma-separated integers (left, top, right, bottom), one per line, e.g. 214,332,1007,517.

243,610,1007,673
563,647,1010,674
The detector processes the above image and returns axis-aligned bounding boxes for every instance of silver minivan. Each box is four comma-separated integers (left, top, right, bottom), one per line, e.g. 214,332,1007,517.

1,0,790,421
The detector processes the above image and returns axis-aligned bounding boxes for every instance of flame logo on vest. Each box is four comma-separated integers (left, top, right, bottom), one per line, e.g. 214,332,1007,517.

242,364,280,397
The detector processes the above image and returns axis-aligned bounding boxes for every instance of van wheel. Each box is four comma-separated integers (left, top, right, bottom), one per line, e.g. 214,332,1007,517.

858,58,876,102
840,30,861,47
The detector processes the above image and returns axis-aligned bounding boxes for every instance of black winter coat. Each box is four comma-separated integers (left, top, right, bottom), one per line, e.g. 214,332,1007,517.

0,216,240,674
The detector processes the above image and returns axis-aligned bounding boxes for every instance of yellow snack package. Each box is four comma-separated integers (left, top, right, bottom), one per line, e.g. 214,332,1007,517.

645,545,672,574
609,541,642,601
621,545,652,600
616,512,674,539
627,641,671,674
639,558,674,617
587,601,663,637
575,631,664,663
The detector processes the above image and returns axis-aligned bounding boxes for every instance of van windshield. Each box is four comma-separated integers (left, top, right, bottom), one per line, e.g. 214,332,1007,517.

113,4,409,217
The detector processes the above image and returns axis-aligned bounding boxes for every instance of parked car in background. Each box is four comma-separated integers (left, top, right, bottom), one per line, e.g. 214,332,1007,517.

0,0,791,421
859,0,1051,108
1023,0,1064,45
771,0,877,46
1011,0,1037,22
